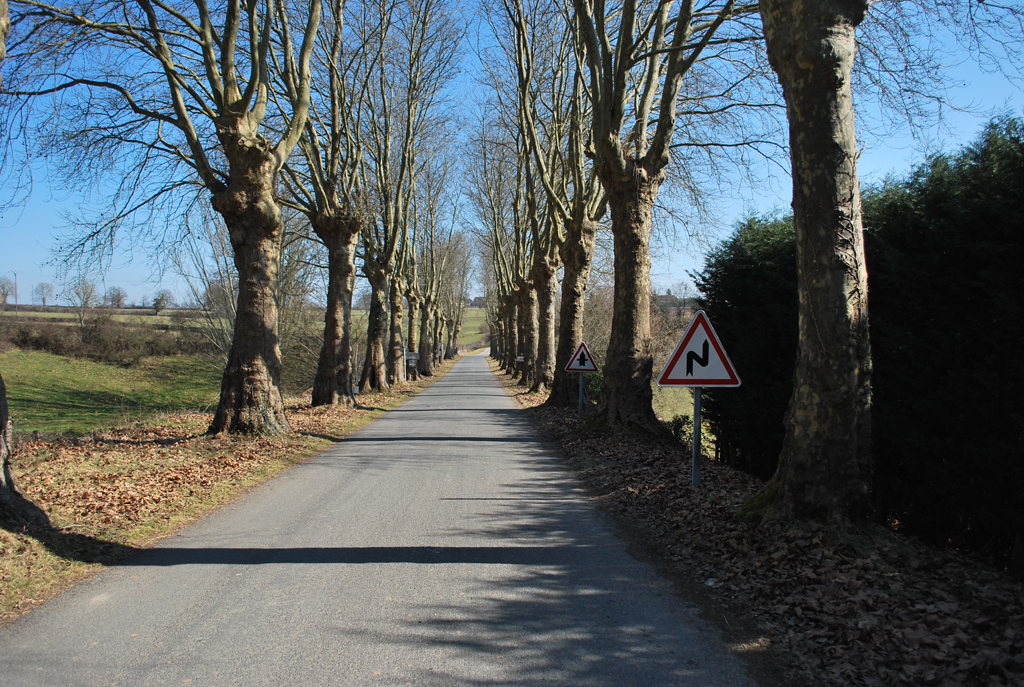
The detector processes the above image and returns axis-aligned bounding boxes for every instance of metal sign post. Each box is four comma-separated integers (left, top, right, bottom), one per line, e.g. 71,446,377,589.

578,372,584,415
692,387,702,486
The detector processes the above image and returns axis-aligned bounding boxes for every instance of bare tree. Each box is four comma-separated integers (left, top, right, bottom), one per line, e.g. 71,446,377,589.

359,0,461,390
151,289,174,315
571,0,766,434
278,0,383,407
65,274,97,325
407,142,460,378
105,285,127,309
499,0,608,399
466,106,531,378
173,208,239,362
4,0,323,434
0,275,11,304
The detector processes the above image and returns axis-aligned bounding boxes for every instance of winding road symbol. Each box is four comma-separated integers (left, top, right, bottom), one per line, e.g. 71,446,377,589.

657,311,740,387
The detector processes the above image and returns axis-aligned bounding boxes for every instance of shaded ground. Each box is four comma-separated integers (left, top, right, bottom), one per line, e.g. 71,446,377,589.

491,362,1024,687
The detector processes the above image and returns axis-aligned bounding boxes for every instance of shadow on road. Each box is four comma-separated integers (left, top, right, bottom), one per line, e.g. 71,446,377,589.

119,545,584,566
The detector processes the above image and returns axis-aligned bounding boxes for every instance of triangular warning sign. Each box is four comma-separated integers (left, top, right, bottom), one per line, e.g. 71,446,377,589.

565,341,599,372
657,311,740,387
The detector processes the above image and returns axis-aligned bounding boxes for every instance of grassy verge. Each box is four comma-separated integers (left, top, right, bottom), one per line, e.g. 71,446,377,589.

0,357,457,624
0,350,221,435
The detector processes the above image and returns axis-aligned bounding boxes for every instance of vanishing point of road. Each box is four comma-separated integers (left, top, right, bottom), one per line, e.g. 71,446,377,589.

1,354,759,686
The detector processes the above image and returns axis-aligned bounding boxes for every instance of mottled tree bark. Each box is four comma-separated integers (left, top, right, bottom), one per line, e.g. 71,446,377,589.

502,298,518,373
595,166,664,435
546,216,597,407
445,315,459,358
311,215,361,407
387,276,406,385
0,373,13,498
208,126,290,435
432,311,445,367
755,0,873,520
417,299,435,377
530,254,558,393
490,317,503,361
517,284,538,386
406,291,420,380
360,266,389,391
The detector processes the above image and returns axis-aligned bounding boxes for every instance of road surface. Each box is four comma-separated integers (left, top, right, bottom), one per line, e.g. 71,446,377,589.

1,354,758,686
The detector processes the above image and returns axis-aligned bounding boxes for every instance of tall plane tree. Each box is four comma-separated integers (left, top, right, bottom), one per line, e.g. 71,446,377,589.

745,0,872,520
571,0,760,433
502,0,605,401
4,0,322,434
360,0,460,389
281,0,381,407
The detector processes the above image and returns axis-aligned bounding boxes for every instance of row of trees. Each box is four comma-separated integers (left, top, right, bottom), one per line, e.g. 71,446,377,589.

477,0,1021,525
1,0,471,434
476,0,868,520
0,277,172,311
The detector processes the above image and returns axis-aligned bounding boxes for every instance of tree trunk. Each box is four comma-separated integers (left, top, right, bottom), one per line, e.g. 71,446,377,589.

755,0,873,521
596,169,664,435
449,318,462,356
417,300,434,377
360,266,389,391
530,254,558,393
432,312,445,367
489,316,503,360
311,215,360,407
546,216,597,406
0,373,49,526
208,161,289,434
406,291,420,381
387,276,406,385
517,285,538,386
502,298,518,373
0,372,13,497
445,316,458,358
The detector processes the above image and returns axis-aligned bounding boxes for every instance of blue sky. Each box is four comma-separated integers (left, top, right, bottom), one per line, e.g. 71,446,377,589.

1,27,1021,305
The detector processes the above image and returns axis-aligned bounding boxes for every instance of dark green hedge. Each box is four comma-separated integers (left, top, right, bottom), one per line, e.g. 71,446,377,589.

692,117,1024,574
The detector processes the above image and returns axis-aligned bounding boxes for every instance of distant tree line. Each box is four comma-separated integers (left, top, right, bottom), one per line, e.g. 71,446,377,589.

694,117,1024,577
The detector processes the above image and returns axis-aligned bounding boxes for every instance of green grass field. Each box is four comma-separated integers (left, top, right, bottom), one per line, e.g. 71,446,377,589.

0,351,220,435
459,308,489,348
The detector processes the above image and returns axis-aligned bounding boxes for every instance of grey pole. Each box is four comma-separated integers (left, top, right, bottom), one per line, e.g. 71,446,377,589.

578,373,584,415
692,387,702,486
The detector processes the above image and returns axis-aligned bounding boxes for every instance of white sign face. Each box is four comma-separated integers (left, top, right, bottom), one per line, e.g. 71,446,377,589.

564,341,599,372
657,311,740,387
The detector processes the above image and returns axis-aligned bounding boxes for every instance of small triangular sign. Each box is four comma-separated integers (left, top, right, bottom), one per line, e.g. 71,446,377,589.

565,341,599,372
657,311,740,387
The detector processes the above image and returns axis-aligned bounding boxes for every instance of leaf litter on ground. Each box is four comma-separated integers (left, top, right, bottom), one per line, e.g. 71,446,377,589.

490,362,1023,687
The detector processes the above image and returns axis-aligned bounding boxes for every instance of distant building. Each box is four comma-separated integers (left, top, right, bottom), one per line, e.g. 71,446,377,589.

470,296,487,308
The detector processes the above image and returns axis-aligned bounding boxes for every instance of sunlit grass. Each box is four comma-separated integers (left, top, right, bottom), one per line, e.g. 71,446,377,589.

0,350,220,435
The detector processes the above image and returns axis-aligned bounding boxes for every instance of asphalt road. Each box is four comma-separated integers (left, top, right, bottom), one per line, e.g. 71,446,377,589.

1,354,759,686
